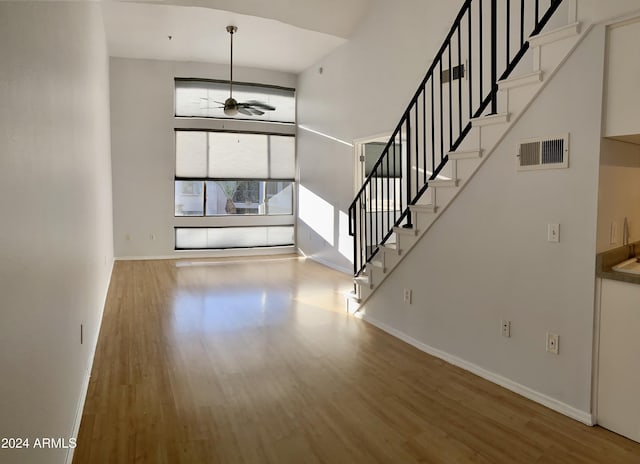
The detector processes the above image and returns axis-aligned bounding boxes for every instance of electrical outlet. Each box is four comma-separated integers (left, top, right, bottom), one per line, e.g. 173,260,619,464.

546,332,559,354
150,233,156,240
501,320,511,338
403,288,412,304
547,223,560,242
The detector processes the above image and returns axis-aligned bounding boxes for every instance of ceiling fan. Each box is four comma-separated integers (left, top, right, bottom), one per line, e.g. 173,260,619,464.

201,26,276,117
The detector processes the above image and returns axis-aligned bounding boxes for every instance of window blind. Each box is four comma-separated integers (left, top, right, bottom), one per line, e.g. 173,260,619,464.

175,131,295,180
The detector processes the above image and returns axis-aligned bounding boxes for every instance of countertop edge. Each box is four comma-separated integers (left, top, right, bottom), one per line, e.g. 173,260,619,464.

596,242,640,285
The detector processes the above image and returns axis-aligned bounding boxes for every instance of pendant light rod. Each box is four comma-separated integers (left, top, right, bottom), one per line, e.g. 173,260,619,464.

226,25,237,99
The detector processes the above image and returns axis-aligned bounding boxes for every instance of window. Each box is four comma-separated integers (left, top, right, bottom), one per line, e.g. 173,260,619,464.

175,226,294,249
175,79,295,123
174,131,295,217
174,79,295,251
361,141,402,212
175,180,204,216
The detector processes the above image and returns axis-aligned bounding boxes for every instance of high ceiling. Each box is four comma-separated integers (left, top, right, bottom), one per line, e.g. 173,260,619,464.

103,0,372,73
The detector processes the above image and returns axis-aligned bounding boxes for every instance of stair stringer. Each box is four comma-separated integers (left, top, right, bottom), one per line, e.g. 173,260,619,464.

352,21,593,309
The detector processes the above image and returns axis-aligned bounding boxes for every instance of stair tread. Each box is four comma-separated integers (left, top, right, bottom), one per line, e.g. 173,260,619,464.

393,226,418,236
448,148,481,155
410,204,438,213
528,22,580,47
498,70,543,90
448,149,483,160
471,112,509,127
380,243,401,255
428,179,458,187
354,275,373,289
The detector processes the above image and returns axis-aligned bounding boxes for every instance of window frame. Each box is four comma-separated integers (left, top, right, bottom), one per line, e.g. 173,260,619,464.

174,128,295,219
175,179,295,218
173,77,297,251
174,225,295,250
174,78,296,124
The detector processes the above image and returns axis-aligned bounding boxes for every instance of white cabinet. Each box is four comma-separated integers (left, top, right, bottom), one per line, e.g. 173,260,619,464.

604,18,640,141
597,278,640,442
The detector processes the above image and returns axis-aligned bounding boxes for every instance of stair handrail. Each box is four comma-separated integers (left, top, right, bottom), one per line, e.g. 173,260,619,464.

349,0,564,277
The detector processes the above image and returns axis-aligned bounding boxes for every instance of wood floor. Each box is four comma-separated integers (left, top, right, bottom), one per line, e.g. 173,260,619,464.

74,256,640,463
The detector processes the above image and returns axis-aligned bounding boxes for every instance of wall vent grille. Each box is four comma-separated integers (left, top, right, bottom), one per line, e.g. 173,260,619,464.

517,134,568,171
441,63,465,83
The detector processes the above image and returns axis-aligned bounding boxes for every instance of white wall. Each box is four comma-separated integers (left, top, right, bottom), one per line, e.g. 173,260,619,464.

361,25,606,418
296,0,464,272
591,0,640,23
0,3,113,463
110,58,296,258
596,138,640,253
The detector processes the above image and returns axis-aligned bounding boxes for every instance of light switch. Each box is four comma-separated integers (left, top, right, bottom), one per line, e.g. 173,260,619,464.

548,223,560,242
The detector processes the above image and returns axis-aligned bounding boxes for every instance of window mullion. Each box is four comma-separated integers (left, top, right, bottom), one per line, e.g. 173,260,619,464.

206,132,210,178
267,135,272,179
203,181,207,217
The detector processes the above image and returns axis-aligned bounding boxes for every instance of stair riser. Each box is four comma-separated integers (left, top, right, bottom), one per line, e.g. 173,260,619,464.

433,161,456,181
455,128,480,152
477,122,509,155
496,74,544,115
414,187,435,206
501,84,542,119
429,185,457,207
369,261,389,281
381,249,401,270
497,93,509,115
533,33,579,73
372,252,385,271
454,159,481,182
411,212,437,234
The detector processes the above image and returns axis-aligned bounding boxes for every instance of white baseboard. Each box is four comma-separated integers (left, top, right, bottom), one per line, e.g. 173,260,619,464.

297,249,352,275
116,246,296,261
361,314,594,426
66,258,114,464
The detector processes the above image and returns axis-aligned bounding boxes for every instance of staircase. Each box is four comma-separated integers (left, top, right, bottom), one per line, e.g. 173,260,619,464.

348,0,585,306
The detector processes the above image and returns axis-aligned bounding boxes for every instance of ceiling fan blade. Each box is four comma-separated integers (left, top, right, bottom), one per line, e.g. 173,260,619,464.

237,107,253,116
245,100,276,111
200,98,226,105
238,103,265,115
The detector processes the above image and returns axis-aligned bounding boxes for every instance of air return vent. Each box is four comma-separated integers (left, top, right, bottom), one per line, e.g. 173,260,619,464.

517,134,569,171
